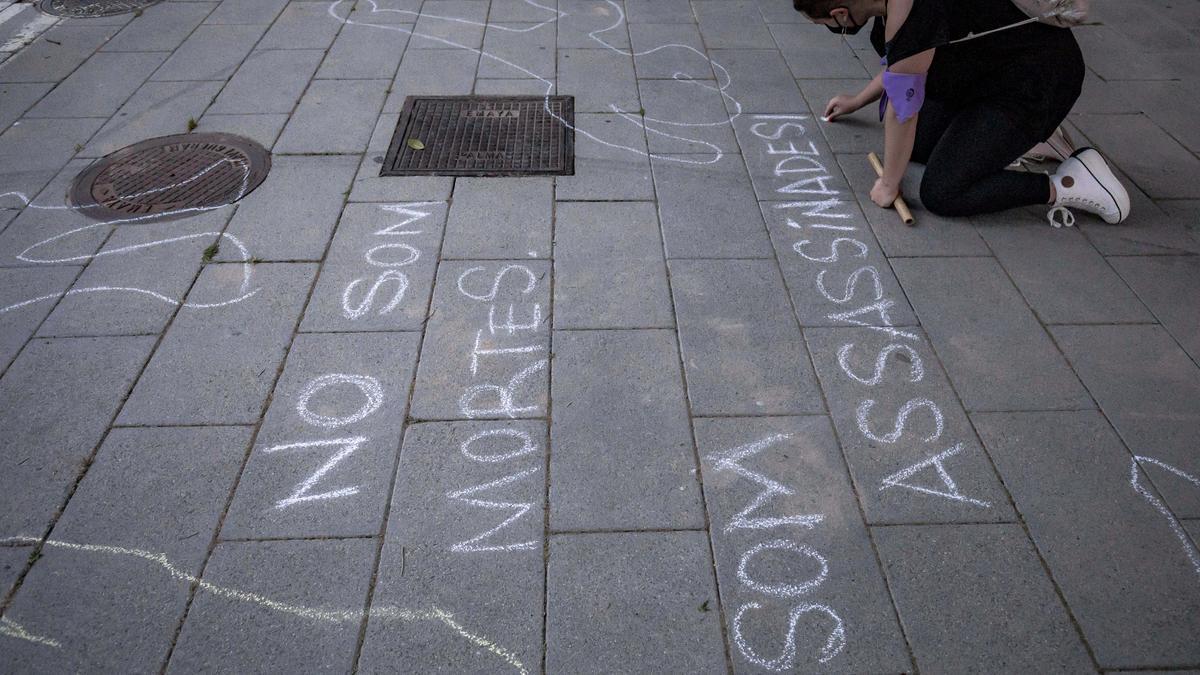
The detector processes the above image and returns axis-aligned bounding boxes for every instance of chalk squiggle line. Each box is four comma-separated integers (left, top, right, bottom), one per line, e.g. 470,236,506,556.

0,536,528,673
0,616,62,649
1131,456,1200,579
0,160,260,317
329,0,742,165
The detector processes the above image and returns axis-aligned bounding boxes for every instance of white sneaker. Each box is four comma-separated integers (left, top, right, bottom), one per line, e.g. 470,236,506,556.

1050,147,1130,225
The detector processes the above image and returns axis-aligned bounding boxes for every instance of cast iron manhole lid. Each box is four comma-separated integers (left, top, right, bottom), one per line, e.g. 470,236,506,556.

39,0,164,18
382,96,574,177
70,133,271,223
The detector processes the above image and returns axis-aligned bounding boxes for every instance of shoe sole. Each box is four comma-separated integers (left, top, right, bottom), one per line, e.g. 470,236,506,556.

1071,147,1130,224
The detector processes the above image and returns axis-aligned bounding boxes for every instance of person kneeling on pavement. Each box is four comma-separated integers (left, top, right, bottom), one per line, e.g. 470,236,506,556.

793,0,1130,227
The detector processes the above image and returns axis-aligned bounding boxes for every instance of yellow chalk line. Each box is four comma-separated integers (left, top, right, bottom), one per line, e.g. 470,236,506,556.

0,537,527,673
0,616,62,649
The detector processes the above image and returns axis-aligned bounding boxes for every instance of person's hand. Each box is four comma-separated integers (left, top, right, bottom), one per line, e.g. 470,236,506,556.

871,178,900,208
823,94,861,121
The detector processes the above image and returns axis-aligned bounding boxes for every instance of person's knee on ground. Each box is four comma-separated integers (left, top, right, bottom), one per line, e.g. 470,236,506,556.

917,165,967,218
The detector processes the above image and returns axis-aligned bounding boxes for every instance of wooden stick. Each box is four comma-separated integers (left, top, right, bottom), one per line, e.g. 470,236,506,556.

867,152,915,226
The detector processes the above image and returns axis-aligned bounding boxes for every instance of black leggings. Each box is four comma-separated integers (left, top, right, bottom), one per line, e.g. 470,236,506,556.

912,99,1052,217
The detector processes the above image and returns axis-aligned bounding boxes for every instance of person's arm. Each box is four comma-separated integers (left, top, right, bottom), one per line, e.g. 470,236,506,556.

873,48,934,208
824,73,883,121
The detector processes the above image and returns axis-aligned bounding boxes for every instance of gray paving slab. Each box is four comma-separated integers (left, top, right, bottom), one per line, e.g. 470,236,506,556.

347,0,423,23
711,49,807,115
0,82,53,133
117,263,316,426
692,0,774,49
1051,325,1200,517
473,78,554,95
489,0,560,22
37,210,230,337
670,259,823,415
552,201,672,329
757,0,806,23
410,260,551,420
80,80,225,158
557,0,630,48
733,113,853,204
650,152,774,258
219,154,357,261
779,41,870,79
208,48,324,115
874,524,1094,674
223,332,419,539
549,329,704,530
558,48,639,113
442,177,552,259
836,154,993,257
0,266,78,368
0,1,53,55
1072,25,1196,81
25,51,165,118
0,426,250,673
1078,206,1200,256
0,336,154,537
204,0,289,25
639,79,737,154
410,0,488,49
350,112,455,203
0,158,102,256
796,79,886,154
695,416,911,674
1115,80,1200,154
806,326,1015,524
101,1,215,53
762,198,917,328
555,113,654,201
151,24,267,82
275,79,388,154
974,214,1154,325
302,201,445,332
195,112,288,150
0,117,104,209
1072,114,1200,200
628,23,709,80
625,0,694,24
0,544,27,600
771,21,865,51
317,21,410,80
545,532,726,674
0,25,119,83
972,410,1200,669
383,48,477,113
477,22,555,79
1109,255,1200,363
167,539,374,674
257,1,345,51
893,257,1092,411
358,420,545,674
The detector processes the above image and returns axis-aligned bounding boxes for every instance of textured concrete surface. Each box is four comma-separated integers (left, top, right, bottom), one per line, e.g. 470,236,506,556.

1,0,1198,672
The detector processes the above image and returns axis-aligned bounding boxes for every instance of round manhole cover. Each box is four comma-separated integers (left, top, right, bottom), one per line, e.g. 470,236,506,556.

39,0,163,17
70,133,271,223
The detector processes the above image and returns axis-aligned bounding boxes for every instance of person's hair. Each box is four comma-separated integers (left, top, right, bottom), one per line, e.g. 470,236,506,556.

793,0,845,19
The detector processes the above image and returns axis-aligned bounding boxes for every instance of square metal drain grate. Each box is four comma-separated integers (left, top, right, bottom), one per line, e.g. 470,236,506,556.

382,96,574,177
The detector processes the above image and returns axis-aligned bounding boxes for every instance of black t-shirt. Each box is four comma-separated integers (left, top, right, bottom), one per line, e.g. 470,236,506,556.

869,0,1084,139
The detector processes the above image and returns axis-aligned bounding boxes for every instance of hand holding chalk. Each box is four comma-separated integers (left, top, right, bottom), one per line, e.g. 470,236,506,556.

867,152,916,226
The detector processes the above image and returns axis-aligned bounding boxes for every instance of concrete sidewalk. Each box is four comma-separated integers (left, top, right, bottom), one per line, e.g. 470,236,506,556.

1,0,1199,672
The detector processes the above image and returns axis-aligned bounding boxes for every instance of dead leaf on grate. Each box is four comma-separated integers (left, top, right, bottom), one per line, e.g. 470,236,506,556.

406,138,426,151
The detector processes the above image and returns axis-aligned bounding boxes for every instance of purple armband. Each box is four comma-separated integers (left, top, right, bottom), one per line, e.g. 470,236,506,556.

879,70,927,123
